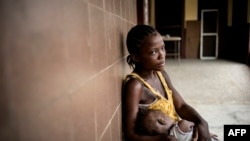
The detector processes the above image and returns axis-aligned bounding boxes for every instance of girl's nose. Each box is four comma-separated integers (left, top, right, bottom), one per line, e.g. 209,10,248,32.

159,49,166,59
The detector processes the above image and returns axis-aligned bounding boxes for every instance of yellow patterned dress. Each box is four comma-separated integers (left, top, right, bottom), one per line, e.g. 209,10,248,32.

125,71,180,122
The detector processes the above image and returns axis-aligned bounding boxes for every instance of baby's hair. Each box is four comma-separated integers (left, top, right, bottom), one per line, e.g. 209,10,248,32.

126,24,158,69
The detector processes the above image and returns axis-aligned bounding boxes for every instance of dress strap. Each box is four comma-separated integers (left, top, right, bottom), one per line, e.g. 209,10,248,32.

125,73,163,98
156,71,172,99
156,71,170,90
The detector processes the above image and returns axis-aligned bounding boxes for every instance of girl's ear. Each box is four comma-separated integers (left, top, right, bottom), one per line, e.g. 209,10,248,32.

131,54,140,63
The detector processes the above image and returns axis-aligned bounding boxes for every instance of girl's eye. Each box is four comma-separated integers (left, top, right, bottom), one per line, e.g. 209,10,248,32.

162,45,165,51
152,50,157,54
160,47,165,53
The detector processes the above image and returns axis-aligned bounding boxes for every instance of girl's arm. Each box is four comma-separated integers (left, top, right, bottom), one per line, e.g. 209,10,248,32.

122,78,176,141
161,70,211,141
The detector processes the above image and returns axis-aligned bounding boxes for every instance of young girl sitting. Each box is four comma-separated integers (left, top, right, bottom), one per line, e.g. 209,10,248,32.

123,24,219,141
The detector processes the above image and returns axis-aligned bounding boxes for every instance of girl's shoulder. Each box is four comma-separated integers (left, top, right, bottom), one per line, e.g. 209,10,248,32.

124,72,146,85
123,73,144,92
122,74,145,104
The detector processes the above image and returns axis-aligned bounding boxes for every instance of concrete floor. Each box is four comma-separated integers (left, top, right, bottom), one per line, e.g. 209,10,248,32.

165,59,250,141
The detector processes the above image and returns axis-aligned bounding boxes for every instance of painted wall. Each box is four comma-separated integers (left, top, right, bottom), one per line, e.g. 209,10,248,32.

248,0,250,23
185,0,198,21
228,0,233,26
0,0,136,141
150,0,198,28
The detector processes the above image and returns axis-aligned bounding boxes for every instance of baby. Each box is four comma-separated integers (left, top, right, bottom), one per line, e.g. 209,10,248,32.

137,109,197,141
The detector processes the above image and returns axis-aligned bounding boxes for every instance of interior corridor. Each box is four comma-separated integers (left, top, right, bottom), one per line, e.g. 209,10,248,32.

158,59,250,141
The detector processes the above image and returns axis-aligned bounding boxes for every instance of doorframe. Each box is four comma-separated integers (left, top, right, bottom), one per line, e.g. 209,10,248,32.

200,9,219,60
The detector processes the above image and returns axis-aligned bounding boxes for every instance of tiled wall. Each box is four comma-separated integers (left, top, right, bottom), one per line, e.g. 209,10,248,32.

0,0,136,141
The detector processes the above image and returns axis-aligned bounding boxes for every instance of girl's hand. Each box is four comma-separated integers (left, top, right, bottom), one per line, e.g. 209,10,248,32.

166,135,178,141
210,133,219,141
192,127,198,141
193,125,219,141
196,121,211,141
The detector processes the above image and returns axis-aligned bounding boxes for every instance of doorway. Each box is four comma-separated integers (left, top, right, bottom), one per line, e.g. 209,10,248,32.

200,9,218,59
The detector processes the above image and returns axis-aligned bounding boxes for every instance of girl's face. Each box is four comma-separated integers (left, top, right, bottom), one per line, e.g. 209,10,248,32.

137,32,166,71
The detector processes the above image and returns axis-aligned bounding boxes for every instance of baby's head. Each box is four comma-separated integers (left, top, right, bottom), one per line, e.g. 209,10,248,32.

136,109,175,135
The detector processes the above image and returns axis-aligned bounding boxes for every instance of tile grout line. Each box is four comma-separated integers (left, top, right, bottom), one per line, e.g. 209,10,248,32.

98,102,121,141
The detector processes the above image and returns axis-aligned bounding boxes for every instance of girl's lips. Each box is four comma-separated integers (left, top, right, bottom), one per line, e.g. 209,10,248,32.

158,62,165,66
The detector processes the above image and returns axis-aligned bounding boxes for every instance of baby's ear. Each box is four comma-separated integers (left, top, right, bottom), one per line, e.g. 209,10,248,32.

158,118,166,125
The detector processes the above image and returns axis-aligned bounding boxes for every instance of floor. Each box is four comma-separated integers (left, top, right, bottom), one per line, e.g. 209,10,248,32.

164,59,250,141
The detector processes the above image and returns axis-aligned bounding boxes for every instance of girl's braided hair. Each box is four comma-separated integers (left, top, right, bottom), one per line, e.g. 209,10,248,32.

126,24,158,69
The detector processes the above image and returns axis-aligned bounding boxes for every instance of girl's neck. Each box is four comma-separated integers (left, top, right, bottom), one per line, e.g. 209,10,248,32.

133,67,157,80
